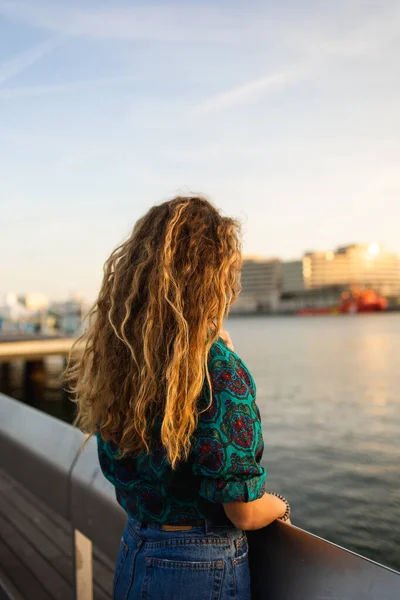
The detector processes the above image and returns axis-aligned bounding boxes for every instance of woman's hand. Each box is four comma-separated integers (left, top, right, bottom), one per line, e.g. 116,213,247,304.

219,329,234,351
224,493,286,531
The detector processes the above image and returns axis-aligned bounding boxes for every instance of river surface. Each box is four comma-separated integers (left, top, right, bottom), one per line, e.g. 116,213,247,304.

3,313,400,571
227,314,400,571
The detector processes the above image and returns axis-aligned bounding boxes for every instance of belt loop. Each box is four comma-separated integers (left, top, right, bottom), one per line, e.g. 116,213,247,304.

132,518,142,531
205,518,214,536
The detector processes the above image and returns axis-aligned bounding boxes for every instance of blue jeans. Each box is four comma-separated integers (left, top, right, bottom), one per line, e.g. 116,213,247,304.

113,518,251,599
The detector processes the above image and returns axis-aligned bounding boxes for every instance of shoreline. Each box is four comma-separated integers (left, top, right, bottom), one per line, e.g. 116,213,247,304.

228,308,400,318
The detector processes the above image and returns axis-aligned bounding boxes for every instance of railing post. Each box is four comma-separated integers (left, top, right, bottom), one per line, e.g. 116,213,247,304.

74,529,93,600
23,359,46,405
0,362,11,396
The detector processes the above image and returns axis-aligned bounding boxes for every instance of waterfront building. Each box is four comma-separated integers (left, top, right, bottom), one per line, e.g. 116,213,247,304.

50,297,87,335
282,244,400,297
282,260,306,294
232,256,282,313
0,292,87,334
279,285,344,313
279,243,400,313
237,244,400,315
0,293,30,331
20,293,49,312
303,243,400,296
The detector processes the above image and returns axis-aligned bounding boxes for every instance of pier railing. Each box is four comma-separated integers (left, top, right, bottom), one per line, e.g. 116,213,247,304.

0,392,399,600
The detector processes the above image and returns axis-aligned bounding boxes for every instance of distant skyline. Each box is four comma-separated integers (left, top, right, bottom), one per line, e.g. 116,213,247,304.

1,0,399,301
3,239,397,305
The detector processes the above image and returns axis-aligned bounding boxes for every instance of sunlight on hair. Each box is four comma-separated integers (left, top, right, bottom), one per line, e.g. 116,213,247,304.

63,196,242,468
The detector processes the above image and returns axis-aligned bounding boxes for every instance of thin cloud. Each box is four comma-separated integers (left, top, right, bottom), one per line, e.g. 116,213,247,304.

0,1,252,42
194,1,400,115
196,66,312,113
0,37,61,87
2,0,399,50
292,7,400,59
0,74,136,99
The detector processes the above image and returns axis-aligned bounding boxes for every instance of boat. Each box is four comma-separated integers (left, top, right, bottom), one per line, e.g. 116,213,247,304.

339,288,387,313
296,288,387,316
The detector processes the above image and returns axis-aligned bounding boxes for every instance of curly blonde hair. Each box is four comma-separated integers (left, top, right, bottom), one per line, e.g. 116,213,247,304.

64,196,242,468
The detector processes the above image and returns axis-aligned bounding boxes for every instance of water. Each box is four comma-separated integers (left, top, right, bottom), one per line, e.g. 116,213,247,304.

228,314,400,571
1,356,75,423
2,314,399,571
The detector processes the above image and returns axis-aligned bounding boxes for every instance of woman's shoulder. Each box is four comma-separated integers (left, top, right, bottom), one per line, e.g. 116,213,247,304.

208,336,243,360
207,337,256,400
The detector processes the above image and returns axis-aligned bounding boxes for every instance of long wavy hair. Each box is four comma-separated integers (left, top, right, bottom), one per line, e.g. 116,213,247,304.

64,196,242,468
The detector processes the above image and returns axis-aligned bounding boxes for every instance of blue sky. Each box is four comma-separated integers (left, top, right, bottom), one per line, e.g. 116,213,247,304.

1,0,399,301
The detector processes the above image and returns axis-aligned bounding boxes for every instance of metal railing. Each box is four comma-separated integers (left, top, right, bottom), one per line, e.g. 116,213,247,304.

0,392,399,600
0,392,125,600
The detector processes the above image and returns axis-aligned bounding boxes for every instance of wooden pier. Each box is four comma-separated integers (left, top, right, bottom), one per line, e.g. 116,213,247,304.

0,335,81,410
0,469,113,600
0,336,78,363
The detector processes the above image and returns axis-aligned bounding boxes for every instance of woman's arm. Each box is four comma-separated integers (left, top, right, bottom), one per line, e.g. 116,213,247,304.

223,493,287,530
195,336,290,531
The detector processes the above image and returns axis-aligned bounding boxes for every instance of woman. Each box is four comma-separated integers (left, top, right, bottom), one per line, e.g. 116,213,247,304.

65,196,290,599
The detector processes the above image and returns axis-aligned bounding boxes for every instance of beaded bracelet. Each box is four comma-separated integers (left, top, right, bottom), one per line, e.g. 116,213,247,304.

269,492,291,522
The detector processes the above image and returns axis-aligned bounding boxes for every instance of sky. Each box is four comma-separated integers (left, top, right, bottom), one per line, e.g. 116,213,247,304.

0,0,399,301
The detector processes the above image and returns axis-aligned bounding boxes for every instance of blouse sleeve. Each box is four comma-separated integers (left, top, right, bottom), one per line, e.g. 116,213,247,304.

192,340,267,504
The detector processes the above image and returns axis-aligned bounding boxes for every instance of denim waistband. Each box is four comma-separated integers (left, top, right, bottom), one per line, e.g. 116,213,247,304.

127,516,238,537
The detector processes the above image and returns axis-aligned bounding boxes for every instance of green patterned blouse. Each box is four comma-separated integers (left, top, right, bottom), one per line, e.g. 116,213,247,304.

97,338,267,525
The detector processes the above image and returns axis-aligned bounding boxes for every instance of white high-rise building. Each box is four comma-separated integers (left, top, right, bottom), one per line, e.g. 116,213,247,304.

232,257,282,312
303,243,400,296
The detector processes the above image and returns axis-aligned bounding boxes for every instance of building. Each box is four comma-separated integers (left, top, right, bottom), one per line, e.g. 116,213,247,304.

0,292,88,335
278,243,400,313
232,257,282,313
303,243,400,296
0,293,30,331
230,243,400,315
50,297,87,335
282,261,306,294
20,293,49,312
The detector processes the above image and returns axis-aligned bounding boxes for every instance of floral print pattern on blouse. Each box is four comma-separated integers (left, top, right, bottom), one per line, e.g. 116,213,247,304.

97,338,267,525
